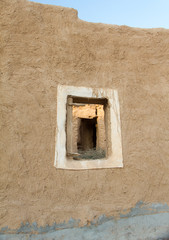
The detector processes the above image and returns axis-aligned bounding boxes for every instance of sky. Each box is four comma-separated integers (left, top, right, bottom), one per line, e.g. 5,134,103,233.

30,0,169,29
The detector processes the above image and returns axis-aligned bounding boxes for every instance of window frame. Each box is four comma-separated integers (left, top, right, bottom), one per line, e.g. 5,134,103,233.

54,85,123,170
66,96,108,158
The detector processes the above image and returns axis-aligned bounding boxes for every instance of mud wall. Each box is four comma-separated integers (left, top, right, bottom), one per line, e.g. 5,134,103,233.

1,0,169,238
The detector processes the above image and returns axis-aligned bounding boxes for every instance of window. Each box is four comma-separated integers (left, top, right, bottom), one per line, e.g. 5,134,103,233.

66,96,108,160
54,85,123,170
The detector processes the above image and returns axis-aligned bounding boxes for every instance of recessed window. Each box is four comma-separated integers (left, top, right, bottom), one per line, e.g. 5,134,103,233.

54,85,123,170
66,96,108,160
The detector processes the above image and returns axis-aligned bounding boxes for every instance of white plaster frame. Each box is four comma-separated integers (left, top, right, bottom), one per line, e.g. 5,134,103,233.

54,85,123,170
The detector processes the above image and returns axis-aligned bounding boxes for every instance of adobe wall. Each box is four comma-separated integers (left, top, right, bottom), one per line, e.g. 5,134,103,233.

1,0,169,238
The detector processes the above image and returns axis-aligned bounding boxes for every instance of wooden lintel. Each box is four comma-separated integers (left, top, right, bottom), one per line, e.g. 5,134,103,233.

68,103,86,106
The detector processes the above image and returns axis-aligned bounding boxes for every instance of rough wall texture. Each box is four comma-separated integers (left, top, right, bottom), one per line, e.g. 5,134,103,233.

1,0,169,237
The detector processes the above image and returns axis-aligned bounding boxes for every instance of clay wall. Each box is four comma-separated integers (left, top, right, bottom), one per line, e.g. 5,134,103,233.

1,0,169,238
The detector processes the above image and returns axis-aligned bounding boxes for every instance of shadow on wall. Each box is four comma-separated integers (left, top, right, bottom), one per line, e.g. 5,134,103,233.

1,202,169,239
157,238,169,240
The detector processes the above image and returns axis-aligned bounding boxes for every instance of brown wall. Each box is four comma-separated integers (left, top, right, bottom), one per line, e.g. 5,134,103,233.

1,0,169,229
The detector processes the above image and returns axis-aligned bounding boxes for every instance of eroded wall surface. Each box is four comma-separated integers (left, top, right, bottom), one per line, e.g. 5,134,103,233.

1,0,169,238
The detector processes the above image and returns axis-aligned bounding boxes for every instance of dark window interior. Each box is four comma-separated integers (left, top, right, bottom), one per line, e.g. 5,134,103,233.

77,117,97,151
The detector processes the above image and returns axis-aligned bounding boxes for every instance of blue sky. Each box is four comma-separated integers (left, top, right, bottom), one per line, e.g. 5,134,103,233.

30,0,169,29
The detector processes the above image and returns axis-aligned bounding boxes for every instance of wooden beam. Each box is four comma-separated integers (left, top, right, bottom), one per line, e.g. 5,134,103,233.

66,97,73,154
68,103,86,106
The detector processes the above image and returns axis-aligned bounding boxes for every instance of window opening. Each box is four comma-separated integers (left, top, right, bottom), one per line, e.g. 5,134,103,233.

55,85,123,169
66,96,108,160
